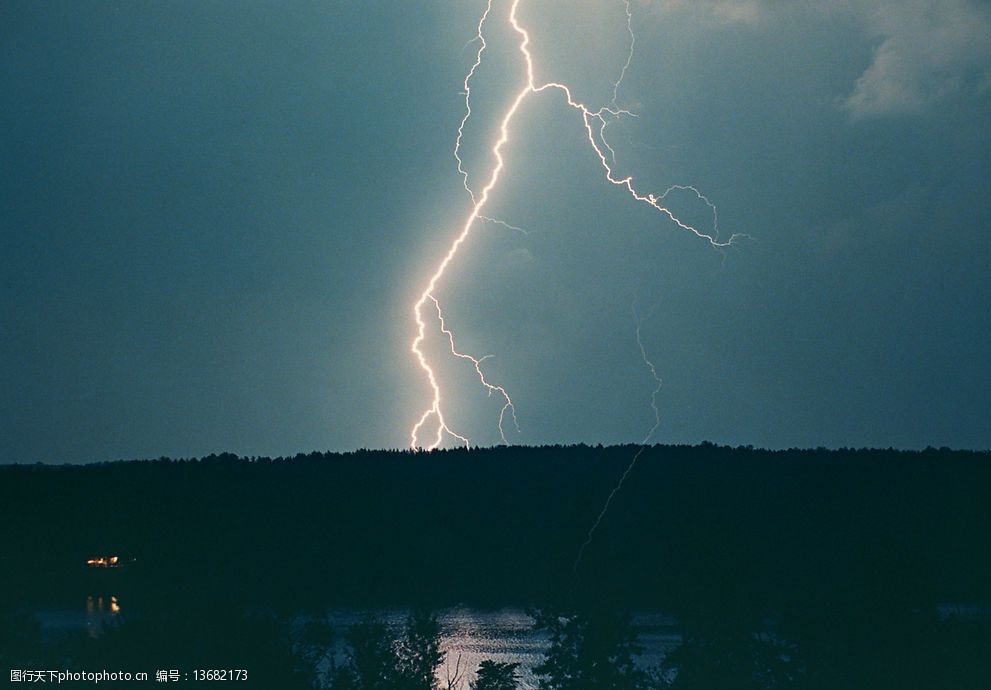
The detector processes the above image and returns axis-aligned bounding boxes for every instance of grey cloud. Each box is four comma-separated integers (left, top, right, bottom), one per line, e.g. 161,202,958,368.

841,0,991,118
637,0,991,118
635,0,762,26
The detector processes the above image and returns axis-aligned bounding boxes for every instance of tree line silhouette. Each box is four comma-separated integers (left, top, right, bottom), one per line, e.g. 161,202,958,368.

1,443,988,687
2,603,986,689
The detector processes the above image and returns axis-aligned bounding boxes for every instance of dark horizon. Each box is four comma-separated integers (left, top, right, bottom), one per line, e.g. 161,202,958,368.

4,434,989,688
5,443,989,605
4,439,990,467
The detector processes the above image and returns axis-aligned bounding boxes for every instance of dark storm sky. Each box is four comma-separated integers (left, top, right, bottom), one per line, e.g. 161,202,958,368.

2,0,990,463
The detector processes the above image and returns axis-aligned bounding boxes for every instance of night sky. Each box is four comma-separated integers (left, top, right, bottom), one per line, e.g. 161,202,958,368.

3,0,990,463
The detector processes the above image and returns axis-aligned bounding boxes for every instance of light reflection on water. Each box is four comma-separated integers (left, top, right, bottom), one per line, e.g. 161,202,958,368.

429,608,549,690
324,607,681,689
37,601,678,687
85,595,121,638
37,595,123,639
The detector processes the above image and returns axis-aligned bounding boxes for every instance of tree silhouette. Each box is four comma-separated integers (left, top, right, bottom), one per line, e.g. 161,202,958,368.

2,445,988,688
333,612,445,690
532,609,646,690
656,629,800,690
395,611,445,690
335,619,399,690
470,660,520,690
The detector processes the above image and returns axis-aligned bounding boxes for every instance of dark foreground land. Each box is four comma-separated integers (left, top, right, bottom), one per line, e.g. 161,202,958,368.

1,444,989,688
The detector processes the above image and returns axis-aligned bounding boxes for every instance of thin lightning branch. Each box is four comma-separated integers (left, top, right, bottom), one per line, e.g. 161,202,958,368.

574,299,662,572
453,1,491,201
430,296,520,444
410,0,745,450
612,0,635,108
598,107,639,169
481,216,528,235
635,303,663,434
456,0,527,236
514,5,747,248
601,0,637,166
658,184,720,242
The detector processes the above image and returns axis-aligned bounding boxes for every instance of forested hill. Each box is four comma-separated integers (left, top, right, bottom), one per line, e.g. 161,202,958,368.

2,444,989,612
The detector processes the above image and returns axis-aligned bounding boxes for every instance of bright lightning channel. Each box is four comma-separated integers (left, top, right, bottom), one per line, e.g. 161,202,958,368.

409,0,746,450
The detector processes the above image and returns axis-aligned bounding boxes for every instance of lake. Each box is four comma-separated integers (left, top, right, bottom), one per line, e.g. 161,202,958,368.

35,600,681,688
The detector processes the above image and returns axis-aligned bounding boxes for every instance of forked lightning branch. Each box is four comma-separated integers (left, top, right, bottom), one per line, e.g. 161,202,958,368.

409,0,746,451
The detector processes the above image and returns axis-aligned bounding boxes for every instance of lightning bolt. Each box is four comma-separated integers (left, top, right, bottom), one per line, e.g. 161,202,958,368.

456,1,528,236
574,298,662,572
410,0,522,451
613,0,635,109
410,0,747,450
601,0,636,166
429,295,520,444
